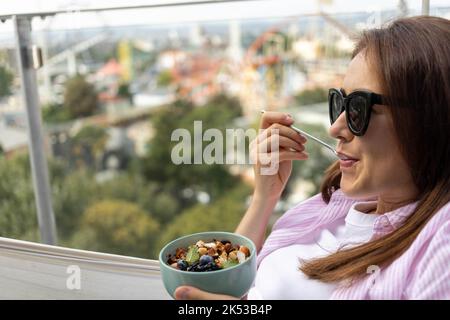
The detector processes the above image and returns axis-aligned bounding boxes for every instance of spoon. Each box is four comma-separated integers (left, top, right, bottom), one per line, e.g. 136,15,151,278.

260,110,339,158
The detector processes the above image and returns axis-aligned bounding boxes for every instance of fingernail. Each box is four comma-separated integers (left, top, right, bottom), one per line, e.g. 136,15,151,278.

285,114,293,121
176,287,190,300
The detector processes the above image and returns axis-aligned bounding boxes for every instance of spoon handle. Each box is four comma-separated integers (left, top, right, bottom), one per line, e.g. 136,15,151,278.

290,124,338,158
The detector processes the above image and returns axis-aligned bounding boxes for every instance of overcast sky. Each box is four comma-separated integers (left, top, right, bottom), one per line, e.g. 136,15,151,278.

0,0,449,33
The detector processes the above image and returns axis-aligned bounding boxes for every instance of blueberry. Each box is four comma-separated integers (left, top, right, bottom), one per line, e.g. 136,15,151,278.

199,255,214,265
187,262,199,272
210,263,220,271
196,266,206,272
201,261,218,272
194,264,205,272
177,260,188,271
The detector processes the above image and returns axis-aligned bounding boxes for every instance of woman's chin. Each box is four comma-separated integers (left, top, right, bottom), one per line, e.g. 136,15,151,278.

340,181,375,200
340,176,354,194
340,178,364,198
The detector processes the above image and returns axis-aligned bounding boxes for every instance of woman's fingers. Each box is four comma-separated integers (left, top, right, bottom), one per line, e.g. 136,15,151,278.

249,113,309,168
256,134,305,153
260,111,294,130
251,123,307,153
257,123,307,145
250,140,308,166
251,151,308,172
174,286,239,300
257,150,308,166
279,150,309,162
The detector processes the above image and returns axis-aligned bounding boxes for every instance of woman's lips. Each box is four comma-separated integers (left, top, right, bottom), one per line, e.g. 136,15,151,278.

339,159,358,168
337,152,359,168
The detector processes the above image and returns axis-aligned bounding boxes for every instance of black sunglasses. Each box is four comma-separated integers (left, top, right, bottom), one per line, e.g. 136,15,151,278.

328,88,385,136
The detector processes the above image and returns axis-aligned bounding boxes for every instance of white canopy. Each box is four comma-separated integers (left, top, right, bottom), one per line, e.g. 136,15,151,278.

0,237,170,299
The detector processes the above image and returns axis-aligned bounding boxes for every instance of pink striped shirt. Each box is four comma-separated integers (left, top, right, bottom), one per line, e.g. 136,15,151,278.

257,189,450,299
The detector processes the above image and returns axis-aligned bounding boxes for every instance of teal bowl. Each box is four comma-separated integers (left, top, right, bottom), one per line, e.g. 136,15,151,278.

159,231,257,299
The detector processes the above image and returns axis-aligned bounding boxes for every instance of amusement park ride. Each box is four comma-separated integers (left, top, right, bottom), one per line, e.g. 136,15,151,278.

168,9,354,116
31,0,356,117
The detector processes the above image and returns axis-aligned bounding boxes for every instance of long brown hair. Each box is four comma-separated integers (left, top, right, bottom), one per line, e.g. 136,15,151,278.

300,16,450,283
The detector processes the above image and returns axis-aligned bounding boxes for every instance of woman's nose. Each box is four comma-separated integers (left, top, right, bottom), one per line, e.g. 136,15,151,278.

328,112,353,142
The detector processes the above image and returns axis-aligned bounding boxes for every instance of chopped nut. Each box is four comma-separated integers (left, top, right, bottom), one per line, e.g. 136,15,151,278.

228,251,237,261
216,242,225,253
237,251,246,264
239,246,250,257
196,240,205,248
198,247,208,256
224,243,232,253
203,242,217,249
175,247,186,259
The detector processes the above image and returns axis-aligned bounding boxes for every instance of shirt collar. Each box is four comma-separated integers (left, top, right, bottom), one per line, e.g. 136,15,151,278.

372,201,419,237
328,190,419,236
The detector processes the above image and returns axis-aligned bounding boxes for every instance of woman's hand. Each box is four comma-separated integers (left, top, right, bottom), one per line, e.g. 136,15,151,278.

249,111,308,202
174,286,240,300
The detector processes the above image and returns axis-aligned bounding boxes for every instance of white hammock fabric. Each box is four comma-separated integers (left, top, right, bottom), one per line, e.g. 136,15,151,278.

0,237,171,299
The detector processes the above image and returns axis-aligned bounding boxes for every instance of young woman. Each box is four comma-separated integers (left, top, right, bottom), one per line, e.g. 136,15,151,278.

175,16,450,299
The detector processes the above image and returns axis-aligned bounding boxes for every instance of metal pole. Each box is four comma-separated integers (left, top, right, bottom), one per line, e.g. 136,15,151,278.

12,16,57,245
422,0,430,15
0,0,266,21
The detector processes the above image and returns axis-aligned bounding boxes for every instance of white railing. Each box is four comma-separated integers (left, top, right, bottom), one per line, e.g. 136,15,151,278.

0,237,170,299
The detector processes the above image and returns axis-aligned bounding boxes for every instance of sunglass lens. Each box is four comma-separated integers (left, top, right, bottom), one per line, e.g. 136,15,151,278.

348,96,367,132
331,93,344,123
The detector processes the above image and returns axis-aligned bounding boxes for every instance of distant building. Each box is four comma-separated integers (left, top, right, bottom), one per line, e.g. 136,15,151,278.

95,59,124,103
157,50,187,70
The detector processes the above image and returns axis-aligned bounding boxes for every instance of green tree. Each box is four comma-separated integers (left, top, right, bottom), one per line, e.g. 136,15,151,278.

294,87,328,106
0,65,13,98
64,75,98,118
71,199,160,258
49,164,99,242
0,154,90,243
72,125,108,161
0,155,38,241
0,152,197,251
155,183,251,256
41,103,71,124
186,93,242,126
141,95,243,204
95,173,180,226
51,164,178,244
157,70,174,87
